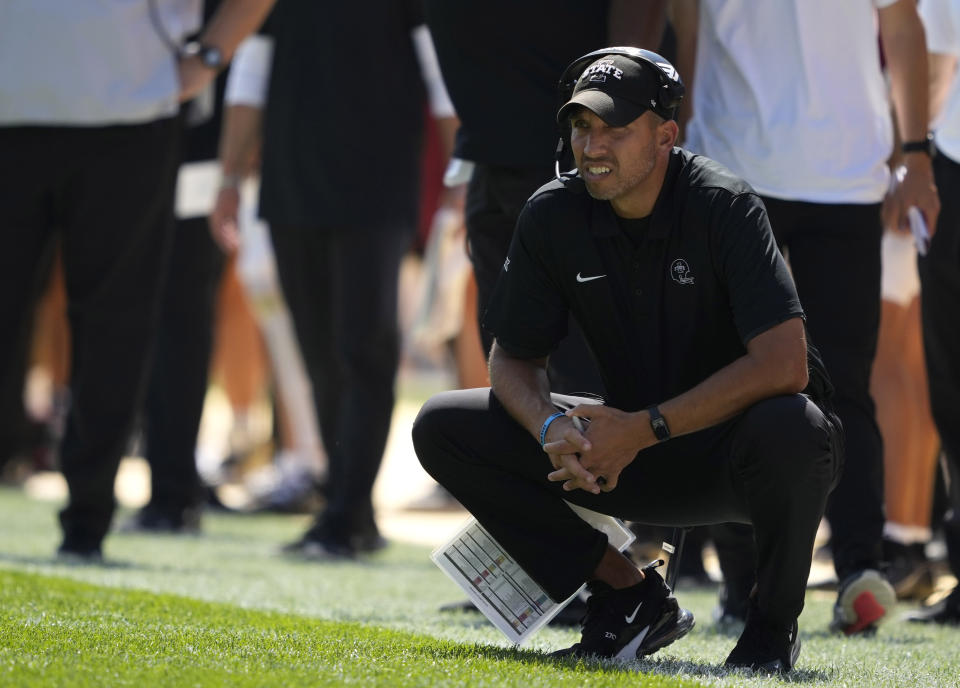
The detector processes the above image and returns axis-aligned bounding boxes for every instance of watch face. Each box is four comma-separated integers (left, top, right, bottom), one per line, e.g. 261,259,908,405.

202,46,222,69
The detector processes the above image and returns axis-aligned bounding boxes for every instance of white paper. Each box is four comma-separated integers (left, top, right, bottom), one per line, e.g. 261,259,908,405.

907,206,930,256
431,504,635,645
174,160,220,219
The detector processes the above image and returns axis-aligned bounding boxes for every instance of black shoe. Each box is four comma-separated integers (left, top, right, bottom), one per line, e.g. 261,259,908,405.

725,603,801,673
351,519,389,553
56,541,103,564
282,533,355,560
551,560,695,661
883,539,935,601
904,587,960,625
119,505,201,534
282,520,355,560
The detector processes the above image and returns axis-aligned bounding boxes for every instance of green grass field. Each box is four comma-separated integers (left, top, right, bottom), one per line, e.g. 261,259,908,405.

1,487,958,687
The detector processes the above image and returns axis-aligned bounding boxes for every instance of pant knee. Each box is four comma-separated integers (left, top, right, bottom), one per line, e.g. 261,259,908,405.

735,395,837,479
411,394,448,477
411,389,489,482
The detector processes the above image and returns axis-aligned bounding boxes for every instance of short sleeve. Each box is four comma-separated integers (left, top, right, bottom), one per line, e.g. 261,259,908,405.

920,0,960,56
712,194,804,344
482,202,569,358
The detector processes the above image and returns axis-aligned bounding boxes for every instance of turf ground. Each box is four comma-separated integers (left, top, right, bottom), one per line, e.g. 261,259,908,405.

1,487,959,688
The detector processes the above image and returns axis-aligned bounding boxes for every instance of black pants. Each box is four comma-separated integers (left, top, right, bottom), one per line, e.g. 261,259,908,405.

920,152,960,578
142,215,225,516
465,164,604,395
0,121,180,551
715,199,884,584
413,389,841,629
0,240,56,471
269,222,412,542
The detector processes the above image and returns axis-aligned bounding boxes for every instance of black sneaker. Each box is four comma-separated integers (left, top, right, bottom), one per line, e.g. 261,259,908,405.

724,603,801,673
351,519,389,553
56,541,103,564
119,506,201,534
883,539,935,601
904,587,960,625
282,531,355,560
281,519,355,560
552,560,695,661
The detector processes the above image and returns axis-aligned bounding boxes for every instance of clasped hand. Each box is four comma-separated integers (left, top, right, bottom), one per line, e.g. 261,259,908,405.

542,405,643,493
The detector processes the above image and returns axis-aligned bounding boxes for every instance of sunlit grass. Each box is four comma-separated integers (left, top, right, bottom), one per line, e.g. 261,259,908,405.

1,487,958,687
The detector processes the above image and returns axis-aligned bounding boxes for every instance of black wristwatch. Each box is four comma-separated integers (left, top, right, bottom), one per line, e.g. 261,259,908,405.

901,133,935,158
182,41,225,71
646,405,671,442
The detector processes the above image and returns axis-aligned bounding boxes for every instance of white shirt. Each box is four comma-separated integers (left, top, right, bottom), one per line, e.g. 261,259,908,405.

0,0,201,126
684,0,898,203
920,0,960,163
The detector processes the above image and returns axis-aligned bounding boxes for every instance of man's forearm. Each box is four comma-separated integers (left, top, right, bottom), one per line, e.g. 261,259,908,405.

881,1,931,143
218,104,263,180
200,0,275,62
489,342,558,441
649,318,808,442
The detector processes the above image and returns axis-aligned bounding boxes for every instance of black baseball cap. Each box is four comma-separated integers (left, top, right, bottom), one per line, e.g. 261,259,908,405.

557,54,664,127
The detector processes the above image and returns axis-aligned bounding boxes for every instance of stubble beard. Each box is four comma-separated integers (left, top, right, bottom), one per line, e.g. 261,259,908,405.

581,145,657,203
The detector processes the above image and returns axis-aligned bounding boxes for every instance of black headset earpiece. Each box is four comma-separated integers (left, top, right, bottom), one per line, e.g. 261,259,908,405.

557,46,685,122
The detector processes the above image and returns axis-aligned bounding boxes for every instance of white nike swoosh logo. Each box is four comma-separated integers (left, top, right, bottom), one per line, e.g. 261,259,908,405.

576,272,606,283
625,601,643,624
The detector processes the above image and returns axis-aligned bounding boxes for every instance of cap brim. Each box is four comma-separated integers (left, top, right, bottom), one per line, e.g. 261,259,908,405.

557,90,648,127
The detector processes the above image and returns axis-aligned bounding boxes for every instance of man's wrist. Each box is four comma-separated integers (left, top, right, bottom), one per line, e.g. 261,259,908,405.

182,41,226,72
646,405,671,442
901,133,935,158
539,411,566,446
219,171,243,190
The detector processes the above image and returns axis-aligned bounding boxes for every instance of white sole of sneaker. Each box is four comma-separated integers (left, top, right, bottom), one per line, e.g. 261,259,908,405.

614,608,696,660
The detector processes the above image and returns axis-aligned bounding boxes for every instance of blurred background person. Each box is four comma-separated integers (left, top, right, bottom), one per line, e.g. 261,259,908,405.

422,0,670,398
0,0,274,559
908,0,960,625
123,0,236,534
871,221,940,601
210,30,329,515
674,0,939,633
210,0,457,559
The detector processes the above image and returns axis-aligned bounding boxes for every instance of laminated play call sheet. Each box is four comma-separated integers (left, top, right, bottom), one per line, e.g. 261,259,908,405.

431,504,634,645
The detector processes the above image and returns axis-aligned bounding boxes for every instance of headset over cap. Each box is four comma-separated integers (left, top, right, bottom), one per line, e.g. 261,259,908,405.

557,47,685,126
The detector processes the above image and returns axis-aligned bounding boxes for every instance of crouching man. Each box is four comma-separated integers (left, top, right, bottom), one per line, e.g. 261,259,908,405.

412,48,842,673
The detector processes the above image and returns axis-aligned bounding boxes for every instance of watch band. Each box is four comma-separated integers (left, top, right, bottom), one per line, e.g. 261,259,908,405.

646,405,671,442
901,134,935,157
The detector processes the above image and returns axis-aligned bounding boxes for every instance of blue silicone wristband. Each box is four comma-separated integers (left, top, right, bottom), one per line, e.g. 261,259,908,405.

539,411,566,446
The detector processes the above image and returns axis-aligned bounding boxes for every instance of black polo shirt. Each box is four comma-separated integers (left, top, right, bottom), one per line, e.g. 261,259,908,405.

484,148,804,412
